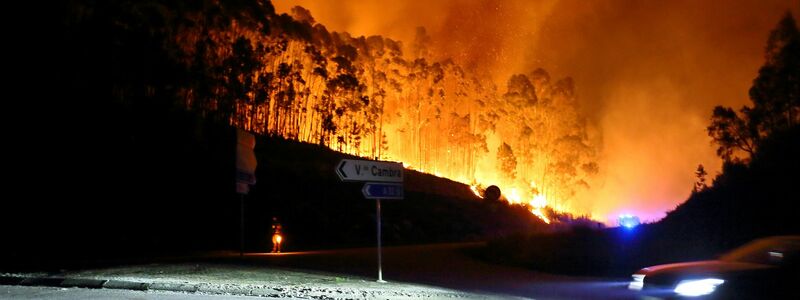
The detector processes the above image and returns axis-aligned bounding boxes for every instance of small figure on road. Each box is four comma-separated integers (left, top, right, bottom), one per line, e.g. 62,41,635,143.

271,217,283,253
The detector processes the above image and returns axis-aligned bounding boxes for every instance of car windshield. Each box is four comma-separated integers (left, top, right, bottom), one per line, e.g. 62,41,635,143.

720,236,800,266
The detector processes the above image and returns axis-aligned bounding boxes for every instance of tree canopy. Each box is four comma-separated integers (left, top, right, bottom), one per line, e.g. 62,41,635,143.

708,12,800,162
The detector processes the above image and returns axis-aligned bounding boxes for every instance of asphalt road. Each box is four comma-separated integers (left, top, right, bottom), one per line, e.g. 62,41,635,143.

239,243,638,299
3,243,640,299
0,285,265,300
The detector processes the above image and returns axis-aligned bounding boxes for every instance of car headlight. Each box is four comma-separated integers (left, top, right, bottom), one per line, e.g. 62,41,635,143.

673,278,725,297
628,274,645,290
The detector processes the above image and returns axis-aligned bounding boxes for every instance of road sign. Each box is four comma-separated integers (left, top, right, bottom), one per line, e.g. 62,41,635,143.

335,159,404,283
362,182,404,200
336,159,403,183
236,129,257,194
235,129,257,256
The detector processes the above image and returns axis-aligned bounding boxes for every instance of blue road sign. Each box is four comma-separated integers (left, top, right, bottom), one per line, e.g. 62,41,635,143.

362,182,404,200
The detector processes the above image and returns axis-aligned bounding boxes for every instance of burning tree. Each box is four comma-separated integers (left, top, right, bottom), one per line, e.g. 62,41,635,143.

77,0,602,221
497,143,517,181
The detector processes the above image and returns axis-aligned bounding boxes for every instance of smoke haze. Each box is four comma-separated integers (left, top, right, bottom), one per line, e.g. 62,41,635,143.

274,0,799,223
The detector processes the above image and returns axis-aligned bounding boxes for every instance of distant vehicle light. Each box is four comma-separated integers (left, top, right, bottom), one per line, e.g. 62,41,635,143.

674,278,725,297
618,214,640,228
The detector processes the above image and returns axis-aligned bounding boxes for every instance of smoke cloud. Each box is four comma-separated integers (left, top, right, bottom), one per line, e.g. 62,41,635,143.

274,0,799,223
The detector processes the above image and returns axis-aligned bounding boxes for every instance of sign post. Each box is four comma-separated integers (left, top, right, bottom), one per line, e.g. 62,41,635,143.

336,159,403,283
376,198,384,283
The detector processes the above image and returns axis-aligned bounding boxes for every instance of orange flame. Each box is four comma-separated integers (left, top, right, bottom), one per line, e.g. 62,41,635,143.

177,2,601,225
466,179,553,224
529,194,550,224
469,184,482,198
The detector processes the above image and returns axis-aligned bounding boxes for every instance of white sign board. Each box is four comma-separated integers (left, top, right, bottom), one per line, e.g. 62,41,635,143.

336,159,403,183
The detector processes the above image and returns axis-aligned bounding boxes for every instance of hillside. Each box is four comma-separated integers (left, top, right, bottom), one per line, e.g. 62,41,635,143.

4,99,546,268
253,132,547,251
484,125,800,276
653,125,800,258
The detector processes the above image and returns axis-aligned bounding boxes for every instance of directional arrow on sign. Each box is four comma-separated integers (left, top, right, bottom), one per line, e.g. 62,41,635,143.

336,159,403,183
335,159,405,283
362,182,404,200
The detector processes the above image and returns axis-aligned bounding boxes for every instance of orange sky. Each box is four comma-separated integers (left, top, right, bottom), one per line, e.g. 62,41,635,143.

274,0,799,223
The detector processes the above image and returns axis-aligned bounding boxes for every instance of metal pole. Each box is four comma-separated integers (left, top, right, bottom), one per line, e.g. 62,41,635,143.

376,199,386,283
240,193,244,257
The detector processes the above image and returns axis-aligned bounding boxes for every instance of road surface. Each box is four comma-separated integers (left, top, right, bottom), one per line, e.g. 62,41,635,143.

3,243,640,299
244,243,637,299
0,285,266,300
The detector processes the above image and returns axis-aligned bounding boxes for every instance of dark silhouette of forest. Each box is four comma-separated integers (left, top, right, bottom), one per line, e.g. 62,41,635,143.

484,12,800,276
4,0,554,271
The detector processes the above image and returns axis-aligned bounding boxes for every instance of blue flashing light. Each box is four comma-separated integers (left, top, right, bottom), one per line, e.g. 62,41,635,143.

618,214,641,229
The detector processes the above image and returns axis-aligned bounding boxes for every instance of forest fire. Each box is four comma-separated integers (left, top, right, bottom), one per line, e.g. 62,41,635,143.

130,0,796,225
163,1,598,223
531,208,550,224
468,182,550,224
469,185,482,198
272,0,800,224
52,5,800,287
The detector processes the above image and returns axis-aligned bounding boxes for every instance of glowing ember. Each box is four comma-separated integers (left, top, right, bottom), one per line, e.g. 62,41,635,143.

470,185,482,198
528,190,550,224
531,208,551,224
507,188,522,204
530,194,546,209
414,164,554,223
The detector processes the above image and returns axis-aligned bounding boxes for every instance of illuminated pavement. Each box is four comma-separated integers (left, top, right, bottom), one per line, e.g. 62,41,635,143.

2,243,639,299
242,243,638,299
0,285,265,300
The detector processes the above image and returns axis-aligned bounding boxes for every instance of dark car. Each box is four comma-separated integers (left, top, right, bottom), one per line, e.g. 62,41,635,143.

628,236,800,299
